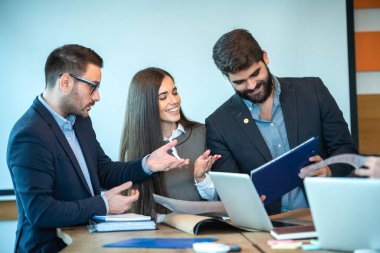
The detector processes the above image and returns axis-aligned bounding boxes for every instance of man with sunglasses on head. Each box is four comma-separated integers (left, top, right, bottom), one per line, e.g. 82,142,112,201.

7,44,189,252
206,29,358,215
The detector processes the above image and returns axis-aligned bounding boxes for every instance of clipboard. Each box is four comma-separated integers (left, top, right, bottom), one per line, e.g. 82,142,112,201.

250,136,319,205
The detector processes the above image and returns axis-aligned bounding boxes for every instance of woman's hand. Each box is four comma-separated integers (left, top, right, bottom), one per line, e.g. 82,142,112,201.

194,150,221,183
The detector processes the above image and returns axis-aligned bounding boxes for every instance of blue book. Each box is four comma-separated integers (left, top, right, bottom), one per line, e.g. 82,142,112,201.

103,237,218,248
250,137,319,205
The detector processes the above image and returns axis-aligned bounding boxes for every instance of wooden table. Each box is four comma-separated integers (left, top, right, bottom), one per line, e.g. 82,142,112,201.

62,209,326,253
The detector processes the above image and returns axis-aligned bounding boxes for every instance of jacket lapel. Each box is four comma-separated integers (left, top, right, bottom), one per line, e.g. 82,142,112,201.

279,78,298,149
33,98,94,196
230,94,272,162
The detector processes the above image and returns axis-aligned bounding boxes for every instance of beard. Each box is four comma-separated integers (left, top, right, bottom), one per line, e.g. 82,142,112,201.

235,65,274,104
62,85,94,118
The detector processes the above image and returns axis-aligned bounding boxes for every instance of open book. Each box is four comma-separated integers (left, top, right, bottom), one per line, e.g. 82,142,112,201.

153,194,251,235
162,213,253,235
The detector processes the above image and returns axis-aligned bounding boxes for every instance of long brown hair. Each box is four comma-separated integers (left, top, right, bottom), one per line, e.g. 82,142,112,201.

119,67,196,217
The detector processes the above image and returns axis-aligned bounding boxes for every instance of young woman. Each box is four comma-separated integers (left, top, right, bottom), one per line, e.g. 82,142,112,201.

119,67,220,217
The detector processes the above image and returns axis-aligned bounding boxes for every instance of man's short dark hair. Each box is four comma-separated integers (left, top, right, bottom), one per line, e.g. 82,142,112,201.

44,44,103,88
212,29,263,76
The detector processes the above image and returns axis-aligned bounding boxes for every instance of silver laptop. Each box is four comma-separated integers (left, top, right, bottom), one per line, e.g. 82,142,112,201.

209,171,309,231
305,177,380,251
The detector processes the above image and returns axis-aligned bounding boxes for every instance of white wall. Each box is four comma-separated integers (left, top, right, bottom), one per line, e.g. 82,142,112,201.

0,0,350,191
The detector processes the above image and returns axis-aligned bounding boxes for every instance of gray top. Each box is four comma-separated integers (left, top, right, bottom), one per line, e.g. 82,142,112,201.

163,124,206,201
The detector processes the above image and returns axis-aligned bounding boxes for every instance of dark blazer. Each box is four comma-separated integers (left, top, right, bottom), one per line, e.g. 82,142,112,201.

7,97,150,252
206,77,357,214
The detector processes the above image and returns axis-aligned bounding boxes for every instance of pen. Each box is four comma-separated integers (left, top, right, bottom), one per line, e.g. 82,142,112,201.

171,147,181,160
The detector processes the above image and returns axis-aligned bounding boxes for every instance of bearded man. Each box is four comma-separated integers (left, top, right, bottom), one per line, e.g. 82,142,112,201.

206,29,357,215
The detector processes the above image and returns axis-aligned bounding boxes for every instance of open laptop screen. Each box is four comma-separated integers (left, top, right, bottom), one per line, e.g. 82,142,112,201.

209,172,308,231
305,177,380,251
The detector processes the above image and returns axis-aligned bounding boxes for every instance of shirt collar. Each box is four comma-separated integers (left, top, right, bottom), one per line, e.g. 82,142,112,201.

163,123,186,141
38,94,76,130
243,75,281,121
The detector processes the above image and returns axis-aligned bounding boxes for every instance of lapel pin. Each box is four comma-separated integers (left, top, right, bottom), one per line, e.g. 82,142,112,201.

243,118,249,124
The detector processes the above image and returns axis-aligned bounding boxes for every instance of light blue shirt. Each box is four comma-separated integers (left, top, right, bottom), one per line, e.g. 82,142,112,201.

38,95,95,195
163,123,186,159
39,95,112,212
38,95,151,214
243,76,308,212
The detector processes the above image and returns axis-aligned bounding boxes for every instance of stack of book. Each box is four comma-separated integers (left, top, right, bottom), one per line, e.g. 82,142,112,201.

88,213,156,233
270,225,317,240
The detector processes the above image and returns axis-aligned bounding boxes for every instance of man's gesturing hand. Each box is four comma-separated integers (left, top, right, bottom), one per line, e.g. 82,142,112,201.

104,181,139,214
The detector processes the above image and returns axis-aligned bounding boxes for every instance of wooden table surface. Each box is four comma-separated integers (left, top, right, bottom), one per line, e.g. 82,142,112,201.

62,209,330,253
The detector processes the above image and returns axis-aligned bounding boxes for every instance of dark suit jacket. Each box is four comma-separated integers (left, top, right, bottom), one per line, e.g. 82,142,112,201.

7,97,150,252
206,77,357,214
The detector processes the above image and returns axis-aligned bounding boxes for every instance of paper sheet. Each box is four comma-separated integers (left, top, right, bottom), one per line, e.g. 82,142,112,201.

153,194,227,216
298,154,368,178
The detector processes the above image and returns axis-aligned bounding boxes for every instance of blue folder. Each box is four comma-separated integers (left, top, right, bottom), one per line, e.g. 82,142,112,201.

103,237,218,248
250,136,319,205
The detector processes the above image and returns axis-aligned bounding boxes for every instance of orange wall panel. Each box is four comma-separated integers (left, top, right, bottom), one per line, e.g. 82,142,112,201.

354,0,380,8
0,201,17,220
355,32,380,71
